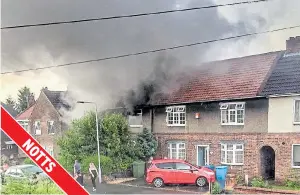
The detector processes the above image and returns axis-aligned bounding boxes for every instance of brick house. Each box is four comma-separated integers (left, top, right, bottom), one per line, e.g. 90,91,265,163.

139,37,300,181
16,87,70,159
1,102,19,163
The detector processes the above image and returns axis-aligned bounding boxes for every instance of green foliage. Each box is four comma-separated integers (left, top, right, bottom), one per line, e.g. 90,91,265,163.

236,174,244,185
4,95,16,109
212,182,222,194
15,86,33,113
135,128,158,161
23,157,35,165
251,176,266,188
1,179,63,194
58,112,137,173
284,179,300,189
81,155,113,175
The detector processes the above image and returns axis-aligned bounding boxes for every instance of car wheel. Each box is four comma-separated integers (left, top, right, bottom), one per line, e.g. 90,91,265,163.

196,176,207,187
153,178,164,188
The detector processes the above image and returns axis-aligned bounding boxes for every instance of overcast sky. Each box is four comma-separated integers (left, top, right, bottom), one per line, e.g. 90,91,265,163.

1,0,300,118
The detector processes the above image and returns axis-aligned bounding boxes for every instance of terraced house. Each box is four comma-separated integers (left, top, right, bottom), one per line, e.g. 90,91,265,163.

140,36,300,181
16,87,70,159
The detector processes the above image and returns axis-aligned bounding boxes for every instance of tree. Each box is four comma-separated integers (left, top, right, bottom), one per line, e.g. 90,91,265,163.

16,86,32,113
4,95,16,109
57,112,136,172
135,128,158,161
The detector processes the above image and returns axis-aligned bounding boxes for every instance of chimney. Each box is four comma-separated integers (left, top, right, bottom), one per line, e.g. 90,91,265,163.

27,93,35,108
286,36,300,52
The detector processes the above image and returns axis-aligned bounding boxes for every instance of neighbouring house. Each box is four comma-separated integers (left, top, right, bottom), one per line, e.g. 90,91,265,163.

138,36,300,182
16,87,70,159
1,102,19,164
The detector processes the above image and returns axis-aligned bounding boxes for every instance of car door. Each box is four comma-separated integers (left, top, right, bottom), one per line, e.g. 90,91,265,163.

155,162,176,184
174,162,198,184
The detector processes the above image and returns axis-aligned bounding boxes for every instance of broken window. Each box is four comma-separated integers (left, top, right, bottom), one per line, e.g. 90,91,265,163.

166,106,186,126
294,100,300,123
220,103,245,125
292,144,300,167
128,109,143,127
47,121,54,134
221,143,244,165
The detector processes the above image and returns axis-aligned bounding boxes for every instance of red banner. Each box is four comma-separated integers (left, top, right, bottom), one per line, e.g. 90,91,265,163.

1,107,89,195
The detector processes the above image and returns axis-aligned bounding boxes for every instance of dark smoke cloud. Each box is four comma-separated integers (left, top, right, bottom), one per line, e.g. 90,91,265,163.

2,0,299,118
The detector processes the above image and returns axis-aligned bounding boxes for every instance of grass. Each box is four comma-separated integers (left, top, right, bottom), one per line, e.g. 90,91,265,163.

268,184,300,191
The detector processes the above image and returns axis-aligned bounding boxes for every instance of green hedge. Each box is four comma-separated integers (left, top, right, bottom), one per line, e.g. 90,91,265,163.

81,155,114,175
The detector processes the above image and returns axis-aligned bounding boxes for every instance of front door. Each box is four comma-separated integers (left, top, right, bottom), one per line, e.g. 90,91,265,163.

197,146,209,166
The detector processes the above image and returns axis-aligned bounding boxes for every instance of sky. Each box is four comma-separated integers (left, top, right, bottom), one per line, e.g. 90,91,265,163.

1,0,300,119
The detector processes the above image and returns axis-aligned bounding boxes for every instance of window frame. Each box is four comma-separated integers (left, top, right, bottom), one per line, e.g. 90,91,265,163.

47,121,55,134
34,120,41,135
220,102,245,126
129,109,143,128
292,144,300,168
221,143,244,165
293,99,300,125
6,144,13,150
166,105,186,127
167,142,186,160
17,120,29,132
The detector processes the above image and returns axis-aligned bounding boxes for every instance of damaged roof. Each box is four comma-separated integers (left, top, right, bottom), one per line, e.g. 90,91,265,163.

153,51,282,105
43,89,71,110
260,52,300,96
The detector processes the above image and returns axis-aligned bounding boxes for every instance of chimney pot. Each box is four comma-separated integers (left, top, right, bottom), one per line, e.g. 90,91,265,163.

286,36,300,52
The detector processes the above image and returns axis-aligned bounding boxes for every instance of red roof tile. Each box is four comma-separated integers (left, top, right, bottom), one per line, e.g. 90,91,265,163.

16,104,35,120
153,51,281,105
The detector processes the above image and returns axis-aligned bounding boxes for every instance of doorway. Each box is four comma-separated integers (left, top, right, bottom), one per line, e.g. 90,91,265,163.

197,145,209,166
260,146,275,180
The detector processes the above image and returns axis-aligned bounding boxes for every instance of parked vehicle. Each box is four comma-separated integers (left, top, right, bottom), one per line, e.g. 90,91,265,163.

145,159,215,188
4,164,48,183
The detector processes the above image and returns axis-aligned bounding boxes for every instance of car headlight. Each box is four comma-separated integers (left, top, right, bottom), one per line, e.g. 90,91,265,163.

204,171,215,175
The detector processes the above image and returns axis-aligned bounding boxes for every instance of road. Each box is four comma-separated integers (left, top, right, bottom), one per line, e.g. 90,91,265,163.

85,183,203,194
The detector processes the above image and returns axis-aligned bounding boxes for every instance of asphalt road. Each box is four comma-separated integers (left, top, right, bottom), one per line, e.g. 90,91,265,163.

85,183,201,194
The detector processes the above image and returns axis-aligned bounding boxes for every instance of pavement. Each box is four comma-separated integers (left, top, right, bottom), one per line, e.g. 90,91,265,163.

84,179,209,194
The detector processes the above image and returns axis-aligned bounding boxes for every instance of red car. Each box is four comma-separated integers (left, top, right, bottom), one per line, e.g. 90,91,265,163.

146,159,215,188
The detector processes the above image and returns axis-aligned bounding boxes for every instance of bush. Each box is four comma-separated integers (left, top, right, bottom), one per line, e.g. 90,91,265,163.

1,179,63,194
212,182,222,194
284,179,300,189
23,157,35,165
251,177,266,188
81,155,113,175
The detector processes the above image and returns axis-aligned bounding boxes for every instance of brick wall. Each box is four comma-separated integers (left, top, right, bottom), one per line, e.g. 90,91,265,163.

29,91,62,158
155,132,300,181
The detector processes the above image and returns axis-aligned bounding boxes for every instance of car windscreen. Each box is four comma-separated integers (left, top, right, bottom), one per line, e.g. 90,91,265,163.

22,166,43,175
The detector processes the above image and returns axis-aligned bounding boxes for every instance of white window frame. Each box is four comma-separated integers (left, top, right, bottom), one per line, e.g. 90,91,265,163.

34,121,41,135
168,142,186,160
166,105,186,127
6,145,13,149
292,144,300,168
220,102,245,125
47,121,55,134
293,99,300,125
129,109,143,128
221,143,244,165
17,120,29,132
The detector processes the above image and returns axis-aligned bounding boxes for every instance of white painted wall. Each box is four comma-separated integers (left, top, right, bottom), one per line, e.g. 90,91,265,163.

268,96,300,133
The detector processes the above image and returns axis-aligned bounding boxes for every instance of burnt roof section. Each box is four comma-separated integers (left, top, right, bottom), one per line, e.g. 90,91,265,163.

42,88,71,110
260,52,300,96
152,51,281,105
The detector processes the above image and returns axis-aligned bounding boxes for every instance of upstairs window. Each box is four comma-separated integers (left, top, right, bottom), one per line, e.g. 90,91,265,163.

47,121,54,134
128,109,143,128
18,120,29,132
294,100,300,124
220,102,245,125
166,106,186,126
34,121,41,135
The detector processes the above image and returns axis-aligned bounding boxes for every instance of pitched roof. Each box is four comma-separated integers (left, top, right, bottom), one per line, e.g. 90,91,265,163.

1,102,18,117
42,89,71,110
16,104,35,120
153,51,281,105
260,52,300,96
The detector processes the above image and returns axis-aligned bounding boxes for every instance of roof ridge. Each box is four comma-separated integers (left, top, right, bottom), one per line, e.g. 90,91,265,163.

15,103,35,118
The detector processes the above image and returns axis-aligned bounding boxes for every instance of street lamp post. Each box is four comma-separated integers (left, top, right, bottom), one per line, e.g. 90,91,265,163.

77,101,102,184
